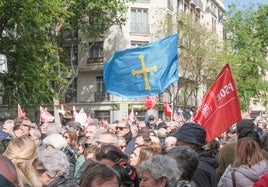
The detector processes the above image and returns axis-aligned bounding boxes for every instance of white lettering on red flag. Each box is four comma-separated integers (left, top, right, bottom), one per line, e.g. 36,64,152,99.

193,64,242,142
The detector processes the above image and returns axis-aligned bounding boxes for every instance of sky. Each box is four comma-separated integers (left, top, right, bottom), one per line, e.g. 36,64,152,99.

223,0,267,10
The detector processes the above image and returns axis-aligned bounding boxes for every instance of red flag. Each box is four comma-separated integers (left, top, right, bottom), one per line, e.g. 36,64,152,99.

164,101,172,117
144,96,158,109
87,115,93,124
128,108,136,123
55,104,72,119
18,104,26,118
193,64,242,142
40,107,54,123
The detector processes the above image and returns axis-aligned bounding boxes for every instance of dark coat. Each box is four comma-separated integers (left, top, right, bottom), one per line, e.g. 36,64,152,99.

47,176,77,187
192,150,219,187
124,131,136,156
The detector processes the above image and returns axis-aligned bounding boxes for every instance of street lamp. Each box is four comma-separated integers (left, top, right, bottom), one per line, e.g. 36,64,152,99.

0,54,8,74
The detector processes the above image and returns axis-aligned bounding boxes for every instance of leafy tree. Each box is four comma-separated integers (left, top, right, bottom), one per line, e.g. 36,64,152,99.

155,11,227,108
0,0,132,111
224,4,268,110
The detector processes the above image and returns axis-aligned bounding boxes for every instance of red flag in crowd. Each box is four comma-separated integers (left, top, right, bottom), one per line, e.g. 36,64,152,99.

55,104,72,119
164,101,172,117
73,105,78,118
87,115,93,124
18,104,26,118
173,108,185,122
128,108,137,123
144,96,158,109
193,64,242,142
40,107,54,123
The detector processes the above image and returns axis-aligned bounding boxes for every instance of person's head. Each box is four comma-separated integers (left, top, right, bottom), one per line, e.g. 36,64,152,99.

130,145,157,167
261,132,268,152
236,119,263,147
130,125,139,138
157,128,168,139
164,136,177,152
113,160,139,187
45,122,62,136
3,136,42,187
116,120,131,137
118,137,126,152
95,144,129,167
37,149,69,185
63,130,77,147
29,128,42,146
233,137,264,168
203,139,220,155
135,134,151,147
39,122,48,135
80,161,120,187
0,154,19,187
13,117,34,137
85,124,101,144
173,123,206,151
166,146,199,181
84,145,98,160
138,154,181,187
147,115,155,126
2,119,14,135
43,133,67,150
95,132,119,147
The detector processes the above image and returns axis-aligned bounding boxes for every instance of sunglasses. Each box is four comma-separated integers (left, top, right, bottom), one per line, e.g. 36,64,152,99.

37,168,47,175
116,127,127,131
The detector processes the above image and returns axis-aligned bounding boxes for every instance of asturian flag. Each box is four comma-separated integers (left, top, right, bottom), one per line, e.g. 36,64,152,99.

104,34,179,98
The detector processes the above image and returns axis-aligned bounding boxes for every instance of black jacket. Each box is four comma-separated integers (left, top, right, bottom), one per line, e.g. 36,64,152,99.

192,150,219,187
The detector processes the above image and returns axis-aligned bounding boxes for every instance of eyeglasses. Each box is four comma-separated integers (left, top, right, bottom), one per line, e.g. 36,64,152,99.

116,127,127,131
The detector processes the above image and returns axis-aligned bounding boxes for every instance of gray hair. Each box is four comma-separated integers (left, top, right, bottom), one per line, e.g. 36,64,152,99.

166,146,199,181
30,128,41,139
39,149,69,177
138,154,181,187
46,122,62,135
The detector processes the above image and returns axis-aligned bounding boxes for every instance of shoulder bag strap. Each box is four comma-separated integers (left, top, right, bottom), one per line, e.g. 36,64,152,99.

231,170,236,187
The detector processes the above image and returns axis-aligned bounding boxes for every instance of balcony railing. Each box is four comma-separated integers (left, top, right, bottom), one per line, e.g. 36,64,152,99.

87,57,104,64
95,92,110,102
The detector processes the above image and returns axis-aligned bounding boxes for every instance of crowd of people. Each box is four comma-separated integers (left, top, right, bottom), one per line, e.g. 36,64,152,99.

0,114,267,187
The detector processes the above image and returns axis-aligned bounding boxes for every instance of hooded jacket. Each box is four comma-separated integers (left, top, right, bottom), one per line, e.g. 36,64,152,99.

193,150,219,187
218,160,268,187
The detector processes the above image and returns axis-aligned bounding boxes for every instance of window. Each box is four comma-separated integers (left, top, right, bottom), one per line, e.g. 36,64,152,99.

130,8,149,34
88,42,103,58
65,78,77,102
95,76,109,101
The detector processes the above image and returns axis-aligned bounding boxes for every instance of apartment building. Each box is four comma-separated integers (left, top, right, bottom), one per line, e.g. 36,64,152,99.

68,0,226,122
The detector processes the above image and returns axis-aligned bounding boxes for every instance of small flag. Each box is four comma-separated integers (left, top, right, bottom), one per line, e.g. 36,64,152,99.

193,64,242,142
40,107,54,123
144,95,158,109
75,108,88,126
164,101,172,118
55,104,72,119
128,108,137,123
18,104,26,118
104,34,179,98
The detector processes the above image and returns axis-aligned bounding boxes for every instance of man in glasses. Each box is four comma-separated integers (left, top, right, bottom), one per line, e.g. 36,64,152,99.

115,120,135,156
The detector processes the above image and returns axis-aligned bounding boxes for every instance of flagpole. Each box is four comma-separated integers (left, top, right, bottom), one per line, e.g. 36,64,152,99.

170,84,174,122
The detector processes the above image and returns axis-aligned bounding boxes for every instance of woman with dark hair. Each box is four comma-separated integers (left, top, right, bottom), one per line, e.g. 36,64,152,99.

218,137,268,187
80,161,119,187
113,160,139,187
94,144,128,167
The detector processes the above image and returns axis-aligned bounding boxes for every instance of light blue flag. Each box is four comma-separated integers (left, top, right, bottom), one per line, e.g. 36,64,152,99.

103,34,179,98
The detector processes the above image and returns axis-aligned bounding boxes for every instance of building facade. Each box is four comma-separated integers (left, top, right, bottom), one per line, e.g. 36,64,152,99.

67,0,226,122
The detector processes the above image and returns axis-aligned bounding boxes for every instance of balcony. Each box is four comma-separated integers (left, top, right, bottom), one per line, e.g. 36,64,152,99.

87,57,104,64
130,23,150,34
95,92,110,102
